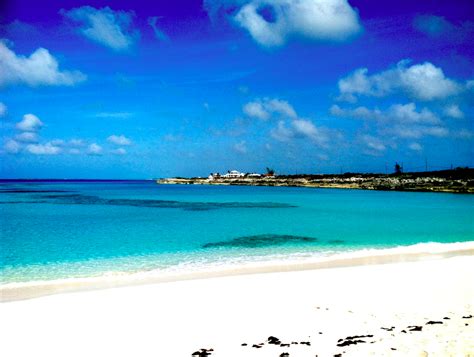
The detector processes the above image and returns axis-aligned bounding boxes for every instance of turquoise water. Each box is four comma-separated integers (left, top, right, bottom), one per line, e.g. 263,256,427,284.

1,180,473,283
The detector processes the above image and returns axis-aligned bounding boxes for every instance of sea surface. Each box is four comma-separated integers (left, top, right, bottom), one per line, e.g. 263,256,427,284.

1,180,473,284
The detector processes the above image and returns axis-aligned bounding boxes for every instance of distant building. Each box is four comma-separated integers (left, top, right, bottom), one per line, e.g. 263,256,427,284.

247,173,261,178
208,172,221,180
222,170,245,178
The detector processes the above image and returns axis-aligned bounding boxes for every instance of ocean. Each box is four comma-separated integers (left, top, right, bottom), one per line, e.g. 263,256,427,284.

1,180,473,284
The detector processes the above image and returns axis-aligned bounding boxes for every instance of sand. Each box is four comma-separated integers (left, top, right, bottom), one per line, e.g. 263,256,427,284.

1,247,473,356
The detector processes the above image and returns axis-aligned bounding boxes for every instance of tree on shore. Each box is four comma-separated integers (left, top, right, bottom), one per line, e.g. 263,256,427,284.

266,167,275,176
394,162,403,175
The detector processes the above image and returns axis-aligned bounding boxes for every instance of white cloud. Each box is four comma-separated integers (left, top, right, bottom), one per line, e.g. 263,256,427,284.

107,134,132,146
62,6,139,51
271,118,330,147
4,139,20,154
389,103,441,125
389,125,449,139
234,140,248,154
330,104,384,120
87,143,103,155
26,142,61,155
0,102,7,117
360,134,386,155
69,139,86,147
243,101,269,120
15,132,39,143
243,98,297,120
408,142,423,152
444,104,464,119
50,139,65,146
0,41,86,87
332,103,440,125
16,114,44,132
338,60,462,101
231,0,362,47
111,147,126,155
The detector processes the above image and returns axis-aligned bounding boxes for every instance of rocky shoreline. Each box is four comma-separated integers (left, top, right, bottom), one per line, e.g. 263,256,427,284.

157,168,474,194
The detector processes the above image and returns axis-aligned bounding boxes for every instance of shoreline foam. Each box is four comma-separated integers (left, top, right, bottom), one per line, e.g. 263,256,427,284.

2,241,473,302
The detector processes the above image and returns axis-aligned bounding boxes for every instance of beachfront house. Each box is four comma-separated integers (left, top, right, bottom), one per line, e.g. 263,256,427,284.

222,170,245,178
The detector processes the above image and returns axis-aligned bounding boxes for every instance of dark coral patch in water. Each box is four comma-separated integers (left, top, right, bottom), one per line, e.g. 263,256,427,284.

327,239,345,244
202,234,318,248
32,193,296,211
0,189,73,193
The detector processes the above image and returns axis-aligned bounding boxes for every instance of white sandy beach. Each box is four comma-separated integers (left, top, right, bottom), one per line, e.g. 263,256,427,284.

1,247,474,357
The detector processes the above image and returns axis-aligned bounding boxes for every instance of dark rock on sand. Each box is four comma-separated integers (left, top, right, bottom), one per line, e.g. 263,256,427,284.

381,327,395,331
268,336,281,345
337,339,366,347
280,353,290,357
426,321,443,325
241,343,247,346
462,314,473,319
300,341,311,346
408,326,423,331
252,344,262,348
191,348,213,356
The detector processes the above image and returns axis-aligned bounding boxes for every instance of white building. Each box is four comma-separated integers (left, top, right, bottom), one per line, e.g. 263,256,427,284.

222,170,245,178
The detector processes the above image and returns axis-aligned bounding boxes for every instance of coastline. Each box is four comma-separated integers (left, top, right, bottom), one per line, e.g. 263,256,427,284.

2,241,473,302
157,169,474,193
1,246,473,356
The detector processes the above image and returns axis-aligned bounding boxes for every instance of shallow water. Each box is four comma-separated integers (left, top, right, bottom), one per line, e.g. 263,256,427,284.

1,180,473,283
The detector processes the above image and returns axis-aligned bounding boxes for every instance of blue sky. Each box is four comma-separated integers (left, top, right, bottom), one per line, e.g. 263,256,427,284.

0,0,473,178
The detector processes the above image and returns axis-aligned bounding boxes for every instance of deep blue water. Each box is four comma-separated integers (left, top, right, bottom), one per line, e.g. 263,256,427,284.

1,180,473,283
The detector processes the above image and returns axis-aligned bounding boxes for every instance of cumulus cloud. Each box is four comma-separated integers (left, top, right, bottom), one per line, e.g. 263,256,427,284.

0,41,86,87
0,102,7,117
69,139,86,147
107,134,132,146
234,140,248,154
15,132,39,143
219,0,362,47
148,16,169,41
87,143,103,155
111,147,127,155
444,104,464,119
389,103,441,125
243,98,297,120
16,114,44,132
332,102,450,141
359,135,386,156
337,60,462,101
4,139,20,154
388,125,449,139
271,118,330,147
62,6,139,51
408,142,423,152
332,103,440,125
26,142,62,155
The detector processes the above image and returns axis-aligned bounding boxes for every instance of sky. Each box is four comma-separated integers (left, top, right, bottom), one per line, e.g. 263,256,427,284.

0,0,473,179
